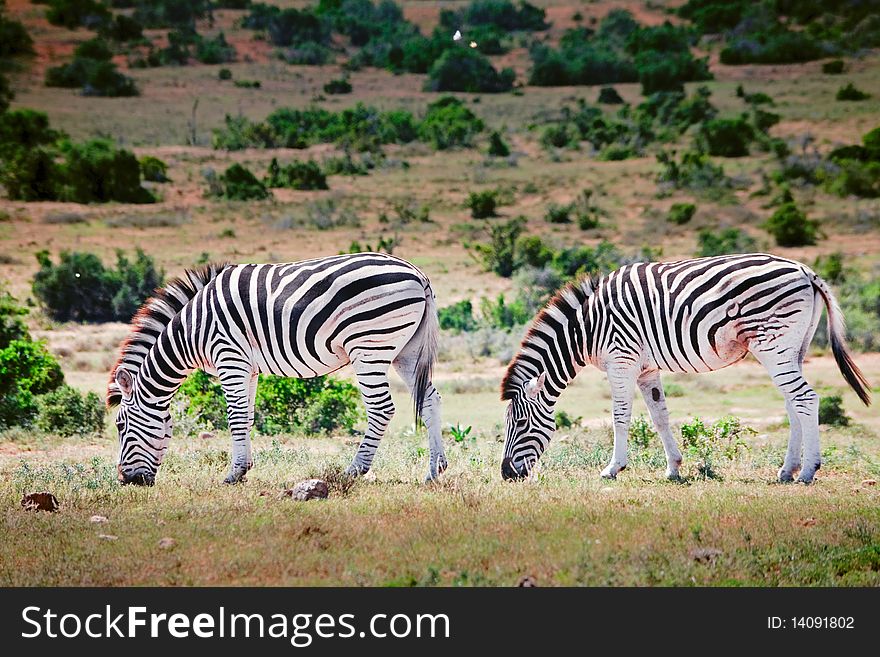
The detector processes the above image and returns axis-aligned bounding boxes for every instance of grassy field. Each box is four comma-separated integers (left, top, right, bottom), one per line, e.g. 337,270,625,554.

1,0,879,586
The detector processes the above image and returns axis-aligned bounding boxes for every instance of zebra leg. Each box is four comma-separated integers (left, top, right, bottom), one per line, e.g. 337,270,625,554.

751,349,820,484
778,399,803,482
636,372,683,480
219,371,257,484
394,355,446,481
346,358,395,477
600,366,638,479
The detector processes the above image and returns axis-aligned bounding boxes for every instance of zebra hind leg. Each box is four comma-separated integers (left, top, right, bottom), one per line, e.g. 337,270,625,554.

636,372,683,480
219,371,258,484
751,348,820,484
778,399,803,482
346,357,395,477
393,354,446,482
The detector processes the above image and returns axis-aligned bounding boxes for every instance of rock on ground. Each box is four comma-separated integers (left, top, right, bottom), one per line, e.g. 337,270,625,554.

282,479,329,501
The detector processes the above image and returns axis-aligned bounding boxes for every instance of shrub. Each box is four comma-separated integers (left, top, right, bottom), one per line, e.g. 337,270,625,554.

825,160,880,198
139,155,170,183
0,109,62,201
545,203,571,224
487,131,510,157
214,163,271,200
196,32,236,64
657,149,729,193
173,370,362,435
438,300,477,333
0,286,28,350
45,0,111,30
680,416,753,479
419,96,485,149
667,202,696,225
32,249,162,323
636,50,711,95
46,46,138,97
720,29,824,66
233,79,261,89
323,77,352,95
822,59,846,74
467,189,499,218
35,385,104,436
629,414,657,449
540,123,577,149
818,394,850,427
699,117,754,157
597,86,624,104
753,108,780,134
462,0,548,31
517,236,553,268
61,139,154,203
480,294,531,329
100,13,143,42
424,47,514,93
0,8,33,59
265,158,328,190
218,67,232,80
696,228,756,257
0,339,65,429
764,202,821,247
468,216,525,277
836,83,870,101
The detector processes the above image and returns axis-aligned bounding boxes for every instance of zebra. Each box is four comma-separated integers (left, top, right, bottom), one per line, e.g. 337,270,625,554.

500,253,871,484
107,252,445,486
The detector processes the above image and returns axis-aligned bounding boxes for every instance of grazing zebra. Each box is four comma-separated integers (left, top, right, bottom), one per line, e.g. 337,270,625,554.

500,253,871,484
108,253,445,486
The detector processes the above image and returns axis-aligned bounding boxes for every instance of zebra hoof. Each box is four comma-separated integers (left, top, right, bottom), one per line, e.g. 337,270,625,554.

777,468,795,483
665,471,682,482
795,474,816,485
345,463,369,478
600,470,617,480
224,469,248,485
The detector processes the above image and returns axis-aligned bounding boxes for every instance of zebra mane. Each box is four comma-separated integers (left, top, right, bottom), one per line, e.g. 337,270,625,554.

107,262,229,407
500,275,597,401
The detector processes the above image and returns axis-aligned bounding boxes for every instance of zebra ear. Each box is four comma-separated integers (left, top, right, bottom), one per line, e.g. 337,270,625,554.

115,369,134,399
524,372,546,400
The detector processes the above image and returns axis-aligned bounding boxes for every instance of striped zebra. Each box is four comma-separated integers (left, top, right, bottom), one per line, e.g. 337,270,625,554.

108,253,445,486
500,253,871,484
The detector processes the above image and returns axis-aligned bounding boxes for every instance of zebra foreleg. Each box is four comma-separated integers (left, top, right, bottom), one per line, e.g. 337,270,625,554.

219,371,257,484
636,371,683,480
346,358,395,477
600,365,639,479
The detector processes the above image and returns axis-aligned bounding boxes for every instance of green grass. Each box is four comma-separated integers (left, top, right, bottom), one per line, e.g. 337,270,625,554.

1,421,878,586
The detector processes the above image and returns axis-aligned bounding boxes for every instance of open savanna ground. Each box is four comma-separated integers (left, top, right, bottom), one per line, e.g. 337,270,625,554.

1,1,879,586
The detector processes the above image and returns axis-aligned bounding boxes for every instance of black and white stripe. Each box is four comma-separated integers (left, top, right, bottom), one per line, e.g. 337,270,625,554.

501,253,871,483
109,253,445,485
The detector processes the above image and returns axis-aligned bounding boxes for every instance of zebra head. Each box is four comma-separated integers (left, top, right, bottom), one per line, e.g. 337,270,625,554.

501,372,555,480
113,369,172,486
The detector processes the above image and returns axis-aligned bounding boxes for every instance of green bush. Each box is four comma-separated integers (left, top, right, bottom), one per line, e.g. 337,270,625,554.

218,67,232,80
629,414,657,449
467,189,499,218
0,7,34,59
0,109,62,201
233,79,261,89
753,108,780,134
418,96,485,150
32,248,163,323
825,160,880,198
45,0,111,30
462,0,548,31
265,158,328,190
720,28,824,66
174,370,362,435
487,131,510,157
699,116,754,157
667,202,696,225
45,51,138,97
696,228,756,257
0,339,65,430
468,216,525,277
822,59,846,74
540,123,577,149
61,139,154,203
323,77,352,95
100,13,144,42
836,83,870,101
764,202,821,247
425,47,514,93
480,293,531,329
680,415,753,479
35,385,104,436
545,203,571,224
438,300,477,333
139,155,170,183
196,32,236,64
657,149,729,193
597,86,624,104
818,395,850,427
214,163,271,200
0,286,28,350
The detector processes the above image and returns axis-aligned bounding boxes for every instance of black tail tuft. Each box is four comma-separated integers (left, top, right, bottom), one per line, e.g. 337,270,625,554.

830,329,872,406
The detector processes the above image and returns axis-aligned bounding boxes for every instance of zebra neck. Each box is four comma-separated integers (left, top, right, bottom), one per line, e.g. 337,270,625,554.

135,316,201,410
518,291,592,401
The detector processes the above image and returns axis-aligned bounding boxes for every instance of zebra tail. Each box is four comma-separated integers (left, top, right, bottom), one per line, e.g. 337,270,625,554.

812,275,871,406
411,283,439,419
